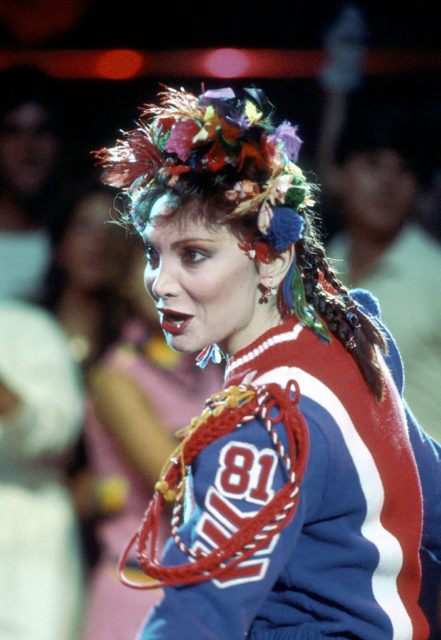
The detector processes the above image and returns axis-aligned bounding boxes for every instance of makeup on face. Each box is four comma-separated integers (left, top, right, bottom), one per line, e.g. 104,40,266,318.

141,194,274,357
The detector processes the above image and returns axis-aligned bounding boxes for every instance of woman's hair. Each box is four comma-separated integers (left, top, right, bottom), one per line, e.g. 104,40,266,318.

94,85,387,399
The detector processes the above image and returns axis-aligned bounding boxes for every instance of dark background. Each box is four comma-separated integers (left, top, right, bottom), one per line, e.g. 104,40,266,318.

2,1,438,50
1,0,439,184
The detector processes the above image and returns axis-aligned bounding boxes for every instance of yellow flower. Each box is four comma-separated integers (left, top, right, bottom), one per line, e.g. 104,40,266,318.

192,106,216,143
245,100,262,125
204,105,216,122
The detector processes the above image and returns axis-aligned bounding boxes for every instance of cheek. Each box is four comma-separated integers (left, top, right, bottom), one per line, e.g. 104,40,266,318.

399,177,417,207
350,170,376,196
202,263,257,312
143,266,154,297
342,175,376,217
143,264,162,302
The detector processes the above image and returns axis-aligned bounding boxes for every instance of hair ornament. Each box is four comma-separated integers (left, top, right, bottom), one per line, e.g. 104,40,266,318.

284,262,331,344
93,84,315,243
266,207,305,251
346,310,361,328
238,238,271,264
346,336,358,351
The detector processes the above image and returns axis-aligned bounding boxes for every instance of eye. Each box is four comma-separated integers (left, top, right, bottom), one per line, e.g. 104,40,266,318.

144,244,160,268
181,247,208,265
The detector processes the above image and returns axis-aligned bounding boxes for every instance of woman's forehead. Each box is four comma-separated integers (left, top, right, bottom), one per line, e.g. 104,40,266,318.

144,194,227,239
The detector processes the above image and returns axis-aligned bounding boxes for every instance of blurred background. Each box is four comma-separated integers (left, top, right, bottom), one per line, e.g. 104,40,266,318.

1,0,440,185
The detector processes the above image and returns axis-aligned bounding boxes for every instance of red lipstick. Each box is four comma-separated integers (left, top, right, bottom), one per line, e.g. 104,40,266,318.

158,309,192,335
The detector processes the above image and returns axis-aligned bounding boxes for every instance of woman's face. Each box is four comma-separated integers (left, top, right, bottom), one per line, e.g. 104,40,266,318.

0,102,59,198
335,149,418,240
142,194,275,356
57,190,130,292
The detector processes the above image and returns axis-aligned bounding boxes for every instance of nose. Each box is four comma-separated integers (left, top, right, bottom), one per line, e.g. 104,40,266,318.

144,258,181,301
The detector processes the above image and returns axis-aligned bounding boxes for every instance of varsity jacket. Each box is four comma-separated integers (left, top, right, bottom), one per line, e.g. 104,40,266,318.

138,291,441,639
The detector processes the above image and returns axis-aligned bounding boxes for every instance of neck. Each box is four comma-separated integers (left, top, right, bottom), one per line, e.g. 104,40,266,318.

221,300,284,359
0,193,37,231
56,287,103,338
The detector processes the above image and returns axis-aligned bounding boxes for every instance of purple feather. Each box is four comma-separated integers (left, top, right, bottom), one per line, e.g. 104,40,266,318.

202,88,235,100
273,121,303,162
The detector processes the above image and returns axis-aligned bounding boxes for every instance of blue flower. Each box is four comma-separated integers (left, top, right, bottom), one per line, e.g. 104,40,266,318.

266,207,305,251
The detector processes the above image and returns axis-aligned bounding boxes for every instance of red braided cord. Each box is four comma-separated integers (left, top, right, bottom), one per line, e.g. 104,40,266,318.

118,381,309,590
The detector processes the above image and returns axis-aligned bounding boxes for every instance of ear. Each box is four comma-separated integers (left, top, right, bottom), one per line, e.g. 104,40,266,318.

259,244,295,289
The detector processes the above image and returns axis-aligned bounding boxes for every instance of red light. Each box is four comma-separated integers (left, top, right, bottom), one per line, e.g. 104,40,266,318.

204,48,251,78
95,49,143,80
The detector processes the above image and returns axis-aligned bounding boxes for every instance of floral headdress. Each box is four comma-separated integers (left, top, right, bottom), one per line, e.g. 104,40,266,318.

94,85,314,239
93,85,330,361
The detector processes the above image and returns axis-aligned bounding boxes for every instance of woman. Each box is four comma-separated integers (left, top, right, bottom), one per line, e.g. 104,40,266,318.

43,182,134,576
94,86,441,639
46,182,132,371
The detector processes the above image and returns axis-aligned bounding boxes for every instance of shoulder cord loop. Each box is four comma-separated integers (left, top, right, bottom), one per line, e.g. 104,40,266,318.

118,380,309,590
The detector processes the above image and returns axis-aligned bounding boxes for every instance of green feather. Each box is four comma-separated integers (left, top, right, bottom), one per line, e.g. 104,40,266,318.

291,266,331,343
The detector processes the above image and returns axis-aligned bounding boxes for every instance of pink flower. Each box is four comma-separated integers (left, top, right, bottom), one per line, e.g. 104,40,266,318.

225,180,260,203
164,119,200,161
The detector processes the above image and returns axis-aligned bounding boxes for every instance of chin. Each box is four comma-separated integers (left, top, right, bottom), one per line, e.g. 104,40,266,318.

165,334,200,355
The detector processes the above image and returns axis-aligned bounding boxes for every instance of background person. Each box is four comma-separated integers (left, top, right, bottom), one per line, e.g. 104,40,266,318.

42,180,135,576
45,181,131,371
321,98,441,447
0,299,85,640
0,66,87,640
315,8,441,451
0,65,74,302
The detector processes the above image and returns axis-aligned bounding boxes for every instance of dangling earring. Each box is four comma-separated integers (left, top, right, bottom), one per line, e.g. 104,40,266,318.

258,281,277,304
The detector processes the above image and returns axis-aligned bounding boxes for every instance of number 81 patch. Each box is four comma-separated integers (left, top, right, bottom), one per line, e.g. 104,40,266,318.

215,441,278,505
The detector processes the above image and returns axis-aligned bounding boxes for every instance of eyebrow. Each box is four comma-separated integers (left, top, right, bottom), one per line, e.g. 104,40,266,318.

143,235,220,249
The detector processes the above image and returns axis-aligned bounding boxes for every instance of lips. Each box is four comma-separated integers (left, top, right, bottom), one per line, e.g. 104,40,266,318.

158,308,193,335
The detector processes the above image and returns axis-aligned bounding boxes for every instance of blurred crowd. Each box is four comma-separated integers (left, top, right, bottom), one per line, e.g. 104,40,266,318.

0,64,223,640
0,12,440,636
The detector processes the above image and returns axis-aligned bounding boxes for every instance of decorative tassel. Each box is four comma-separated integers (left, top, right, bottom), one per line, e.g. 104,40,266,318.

285,263,331,344
195,343,224,368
